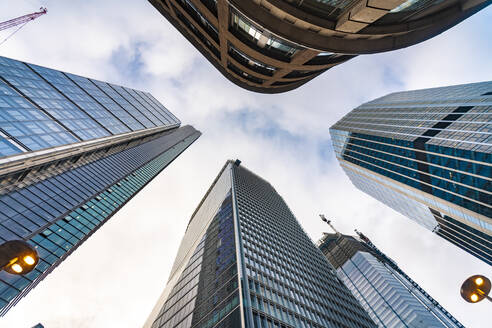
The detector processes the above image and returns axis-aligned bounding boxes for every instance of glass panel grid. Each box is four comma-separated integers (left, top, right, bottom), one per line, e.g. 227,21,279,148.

330,81,492,266
233,165,376,328
0,57,109,141
27,63,131,135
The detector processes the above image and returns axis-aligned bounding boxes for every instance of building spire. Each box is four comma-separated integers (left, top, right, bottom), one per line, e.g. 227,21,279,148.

354,229,370,243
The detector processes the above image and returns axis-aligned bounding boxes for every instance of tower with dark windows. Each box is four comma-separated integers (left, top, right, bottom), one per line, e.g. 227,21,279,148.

0,55,201,315
149,0,490,93
330,81,492,265
318,230,464,328
144,160,376,328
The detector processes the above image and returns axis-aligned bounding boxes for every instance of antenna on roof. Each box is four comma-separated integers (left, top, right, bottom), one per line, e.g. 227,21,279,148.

319,214,339,235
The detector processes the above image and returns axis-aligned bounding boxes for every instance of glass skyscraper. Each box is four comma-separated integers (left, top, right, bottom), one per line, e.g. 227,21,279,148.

145,160,376,328
318,230,464,328
0,55,201,314
330,81,491,265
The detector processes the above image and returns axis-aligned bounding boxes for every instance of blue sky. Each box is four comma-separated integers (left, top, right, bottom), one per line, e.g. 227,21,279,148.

0,1,491,327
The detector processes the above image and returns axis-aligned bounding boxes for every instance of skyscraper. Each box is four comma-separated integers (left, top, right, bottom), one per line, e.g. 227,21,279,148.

0,55,201,314
149,0,490,93
318,230,464,328
144,160,376,328
330,81,491,265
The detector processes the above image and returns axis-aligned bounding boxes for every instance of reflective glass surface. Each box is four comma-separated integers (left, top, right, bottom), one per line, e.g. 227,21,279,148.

330,81,492,265
230,9,301,61
90,79,155,129
152,193,240,328
142,91,181,123
138,91,180,125
280,0,357,21
228,45,276,77
27,63,130,135
108,83,164,126
0,57,109,141
123,87,171,125
233,165,376,328
0,135,21,157
0,55,181,157
0,127,201,314
338,251,458,328
176,0,219,43
150,162,376,328
64,73,144,131
0,55,193,315
0,65,78,151
390,0,446,13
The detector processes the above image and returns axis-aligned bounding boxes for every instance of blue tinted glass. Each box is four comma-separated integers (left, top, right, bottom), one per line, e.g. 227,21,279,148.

110,84,164,126
90,79,155,128
28,64,130,135
143,92,180,124
64,73,145,131
0,78,77,150
0,135,21,156
0,128,200,314
123,87,171,125
0,57,108,141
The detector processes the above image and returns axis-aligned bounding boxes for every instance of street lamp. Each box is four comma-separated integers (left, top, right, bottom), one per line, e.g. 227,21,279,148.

460,275,491,303
0,240,39,275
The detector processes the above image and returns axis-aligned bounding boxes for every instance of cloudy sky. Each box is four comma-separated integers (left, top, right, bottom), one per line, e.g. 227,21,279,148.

0,1,490,327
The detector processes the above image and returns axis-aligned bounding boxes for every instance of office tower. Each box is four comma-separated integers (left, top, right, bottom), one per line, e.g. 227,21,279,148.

148,0,489,93
144,160,376,328
318,230,464,328
330,81,491,265
0,55,201,315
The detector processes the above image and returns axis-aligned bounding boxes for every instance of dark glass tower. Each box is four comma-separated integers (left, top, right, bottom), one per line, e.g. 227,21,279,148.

148,0,489,93
330,81,491,265
145,160,376,328
318,230,464,328
0,55,201,314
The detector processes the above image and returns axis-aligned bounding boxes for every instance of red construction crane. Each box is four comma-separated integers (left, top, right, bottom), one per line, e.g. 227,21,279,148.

0,7,47,32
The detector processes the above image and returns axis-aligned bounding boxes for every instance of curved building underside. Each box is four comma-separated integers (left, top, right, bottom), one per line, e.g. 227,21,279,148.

149,0,490,93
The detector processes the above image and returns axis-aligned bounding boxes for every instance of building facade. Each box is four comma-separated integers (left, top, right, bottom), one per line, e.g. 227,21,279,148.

330,81,491,265
149,0,490,93
145,160,376,328
318,230,464,328
0,55,201,314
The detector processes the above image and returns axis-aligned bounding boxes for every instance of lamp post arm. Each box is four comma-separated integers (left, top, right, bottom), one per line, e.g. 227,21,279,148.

477,289,492,302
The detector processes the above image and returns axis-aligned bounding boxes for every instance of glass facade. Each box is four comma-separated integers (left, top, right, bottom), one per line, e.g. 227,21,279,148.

330,81,492,265
0,55,181,157
282,0,452,23
146,161,376,328
0,56,200,315
152,193,241,328
280,0,358,20
230,9,300,61
319,233,464,328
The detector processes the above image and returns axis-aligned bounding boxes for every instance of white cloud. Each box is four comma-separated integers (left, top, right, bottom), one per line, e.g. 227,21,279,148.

0,1,490,328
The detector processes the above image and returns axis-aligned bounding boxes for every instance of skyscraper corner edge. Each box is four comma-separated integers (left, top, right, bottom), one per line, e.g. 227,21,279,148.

145,160,377,328
0,54,201,315
329,81,492,265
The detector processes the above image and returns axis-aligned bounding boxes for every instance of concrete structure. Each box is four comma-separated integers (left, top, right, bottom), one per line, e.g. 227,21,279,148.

145,160,376,328
330,81,491,265
149,0,490,93
0,55,201,314
318,230,464,328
